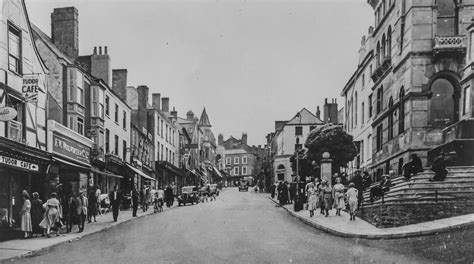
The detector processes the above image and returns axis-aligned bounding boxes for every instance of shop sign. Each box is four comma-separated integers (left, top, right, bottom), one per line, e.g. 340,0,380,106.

53,133,90,164
22,75,40,102
0,155,39,171
0,107,17,121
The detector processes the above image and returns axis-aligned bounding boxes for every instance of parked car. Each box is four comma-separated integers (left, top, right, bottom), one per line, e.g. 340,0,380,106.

239,180,249,192
177,186,200,206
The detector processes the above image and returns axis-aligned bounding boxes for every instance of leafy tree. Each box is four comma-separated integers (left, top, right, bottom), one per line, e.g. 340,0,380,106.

304,123,357,172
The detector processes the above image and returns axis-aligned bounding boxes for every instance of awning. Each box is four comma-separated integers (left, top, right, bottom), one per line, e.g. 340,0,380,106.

126,163,156,181
212,167,224,178
91,169,123,179
53,156,90,170
195,169,207,182
187,169,200,179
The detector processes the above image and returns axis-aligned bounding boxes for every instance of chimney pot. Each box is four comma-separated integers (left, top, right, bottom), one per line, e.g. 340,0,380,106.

99,46,102,55
161,97,170,113
104,46,108,55
93,47,97,55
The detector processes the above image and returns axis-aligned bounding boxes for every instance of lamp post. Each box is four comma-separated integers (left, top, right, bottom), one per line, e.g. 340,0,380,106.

294,111,302,211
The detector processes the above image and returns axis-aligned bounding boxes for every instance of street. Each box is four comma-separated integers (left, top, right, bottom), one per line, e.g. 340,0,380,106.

7,188,453,264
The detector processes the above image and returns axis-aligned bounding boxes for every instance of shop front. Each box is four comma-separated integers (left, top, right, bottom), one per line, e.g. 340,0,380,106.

0,137,51,237
155,161,185,193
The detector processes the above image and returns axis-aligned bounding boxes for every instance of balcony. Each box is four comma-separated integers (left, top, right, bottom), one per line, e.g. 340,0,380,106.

433,36,466,54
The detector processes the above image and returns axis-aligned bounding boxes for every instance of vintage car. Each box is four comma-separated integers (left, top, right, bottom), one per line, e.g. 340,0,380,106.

177,186,200,206
238,180,249,192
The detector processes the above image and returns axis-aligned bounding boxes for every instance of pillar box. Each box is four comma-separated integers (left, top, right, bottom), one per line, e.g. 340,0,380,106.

320,152,332,188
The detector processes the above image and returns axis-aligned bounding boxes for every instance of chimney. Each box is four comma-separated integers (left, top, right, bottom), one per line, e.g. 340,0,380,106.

91,46,111,85
137,85,149,130
104,46,108,54
324,98,339,124
152,93,161,110
161,97,169,113
51,7,79,60
316,106,321,119
171,107,178,120
186,110,194,121
112,69,128,101
93,47,97,55
241,133,248,145
218,134,224,145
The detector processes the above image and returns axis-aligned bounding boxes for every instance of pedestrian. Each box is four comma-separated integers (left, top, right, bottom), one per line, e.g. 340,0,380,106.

321,180,332,217
318,180,325,215
146,186,152,210
345,183,359,221
403,153,423,180
40,192,62,237
352,170,363,208
131,185,139,217
165,185,174,207
289,182,296,204
281,181,289,205
31,192,44,237
430,152,448,181
88,190,97,223
307,184,318,217
20,190,32,239
140,187,146,212
157,186,164,212
331,172,339,187
66,193,77,233
109,185,121,222
332,177,345,216
95,186,102,216
76,191,88,232
270,183,276,199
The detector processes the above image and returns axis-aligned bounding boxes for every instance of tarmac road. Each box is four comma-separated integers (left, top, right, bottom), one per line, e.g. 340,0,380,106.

10,188,444,264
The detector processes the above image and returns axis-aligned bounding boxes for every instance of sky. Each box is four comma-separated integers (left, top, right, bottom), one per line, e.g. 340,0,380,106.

26,0,373,146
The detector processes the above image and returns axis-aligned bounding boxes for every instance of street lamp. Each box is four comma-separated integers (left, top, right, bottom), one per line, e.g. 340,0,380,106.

294,112,302,211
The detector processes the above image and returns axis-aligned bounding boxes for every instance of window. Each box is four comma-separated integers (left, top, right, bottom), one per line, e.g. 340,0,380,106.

362,74,365,88
76,73,84,105
387,26,392,58
370,65,373,76
226,157,231,165
376,125,383,151
160,120,164,137
376,42,381,67
105,129,110,153
166,148,169,162
114,104,119,123
430,78,459,127
368,94,373,118
123,111,127,130
165,124,169,142
234,157,239,164
77,117,84,135
388,97,394,140
361,102,365,124
242,156,247,164
8,24,21,74
123,140,127,161
355,92,358,127
161,145,163,160
436,0,458,36
105,96,110,116
381,34,386,60
157,117,160,135
234,167,239,175
242,166,248,175
295,126,303,136
6,97,24,141
114,135,119,155
376,87,383,114
463,86,471,115
399,88,406,133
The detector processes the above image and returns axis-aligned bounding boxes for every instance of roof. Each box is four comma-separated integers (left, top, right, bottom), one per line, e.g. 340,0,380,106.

198,108,211,127
285,108,323,125
31,23,74,65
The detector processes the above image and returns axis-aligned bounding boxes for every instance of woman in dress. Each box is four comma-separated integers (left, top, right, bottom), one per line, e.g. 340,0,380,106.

40,192,61,237
321,180,333,217
318,180,325,215
345,183,359,221
30,192,44,237
20,190,32,238
307,184,318,217
332,177,345,216
87,190,97,223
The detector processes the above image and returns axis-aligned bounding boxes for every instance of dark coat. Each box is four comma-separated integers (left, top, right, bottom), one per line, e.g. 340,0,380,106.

109,190,122,207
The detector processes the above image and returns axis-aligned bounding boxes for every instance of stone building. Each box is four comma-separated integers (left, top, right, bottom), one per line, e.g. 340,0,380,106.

342,0,474,181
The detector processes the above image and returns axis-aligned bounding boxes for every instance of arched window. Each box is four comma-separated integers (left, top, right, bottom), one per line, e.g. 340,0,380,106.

376,87,383,114
381,34,386,61
399,87,405,133
387,26,392,58
376,41,381,67
437,0,458,36
277,164,285,170
388,97,394,140
430,78,459,127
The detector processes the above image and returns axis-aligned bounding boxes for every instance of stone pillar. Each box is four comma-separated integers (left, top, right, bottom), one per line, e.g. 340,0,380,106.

320,152,332,188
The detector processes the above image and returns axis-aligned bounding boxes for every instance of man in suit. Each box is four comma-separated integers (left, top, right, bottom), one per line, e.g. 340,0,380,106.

131,185,139,217
75,191,88,232
109,185,121,222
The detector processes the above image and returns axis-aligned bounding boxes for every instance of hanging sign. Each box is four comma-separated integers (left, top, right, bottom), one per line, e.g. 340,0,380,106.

0,107,17,121
22,76,40,102
0,155,39,171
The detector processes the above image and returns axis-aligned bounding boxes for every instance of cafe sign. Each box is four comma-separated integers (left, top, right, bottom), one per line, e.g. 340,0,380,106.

53,133,90,164
0,155,39,172
22,75,41,102
0,107,17,121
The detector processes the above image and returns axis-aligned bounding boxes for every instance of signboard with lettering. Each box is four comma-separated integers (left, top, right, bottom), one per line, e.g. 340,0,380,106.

53,133,90,165
0,107,17,121
22,75,40,102
0,155,39,171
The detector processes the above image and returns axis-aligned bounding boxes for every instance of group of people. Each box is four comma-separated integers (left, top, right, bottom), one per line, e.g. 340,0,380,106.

130,185,171,216
271,181,296,205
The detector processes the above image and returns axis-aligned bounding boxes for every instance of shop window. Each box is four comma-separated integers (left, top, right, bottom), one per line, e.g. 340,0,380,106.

8,23,21,74
429,78,459,127
437,0,458,36
77,117,84,135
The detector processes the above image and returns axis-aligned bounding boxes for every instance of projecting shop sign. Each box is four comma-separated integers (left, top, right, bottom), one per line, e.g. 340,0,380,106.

0,155,39,171
22,75,41,102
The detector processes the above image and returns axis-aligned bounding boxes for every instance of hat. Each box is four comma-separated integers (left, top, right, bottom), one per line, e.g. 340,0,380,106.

382,174,390,179
349,182,355,187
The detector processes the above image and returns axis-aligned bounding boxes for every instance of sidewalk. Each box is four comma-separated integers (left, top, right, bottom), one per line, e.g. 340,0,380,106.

269,197,474,239
0,204,177,262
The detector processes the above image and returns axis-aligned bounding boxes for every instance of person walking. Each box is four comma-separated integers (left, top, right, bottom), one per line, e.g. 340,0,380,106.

20,190,32,239
333,177,345,216
352,170,364,208
318,180,325,215
165,185,174,208
321,180,332,217
40,192,62,237
88,190,97,223
270,183,276,199
95,186,101,216
30,192,44,237
307,184,318,217
66,193,77,233
156,187,164,212
109,185,121,222
345,183,359,221
76,191,88,232
131,185,139,217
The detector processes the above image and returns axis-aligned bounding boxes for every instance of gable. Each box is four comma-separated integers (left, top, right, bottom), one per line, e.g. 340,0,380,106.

286,108,323,125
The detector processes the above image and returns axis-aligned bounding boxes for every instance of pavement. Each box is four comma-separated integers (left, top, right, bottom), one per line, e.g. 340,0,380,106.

270,196,474,239
0,202,177,263
3,187,449,264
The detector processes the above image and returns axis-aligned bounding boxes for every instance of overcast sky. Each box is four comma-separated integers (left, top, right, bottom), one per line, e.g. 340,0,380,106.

26,0,373,146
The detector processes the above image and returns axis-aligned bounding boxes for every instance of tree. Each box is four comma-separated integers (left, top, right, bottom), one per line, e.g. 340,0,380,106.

290,152,314,178
304,123,357,172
